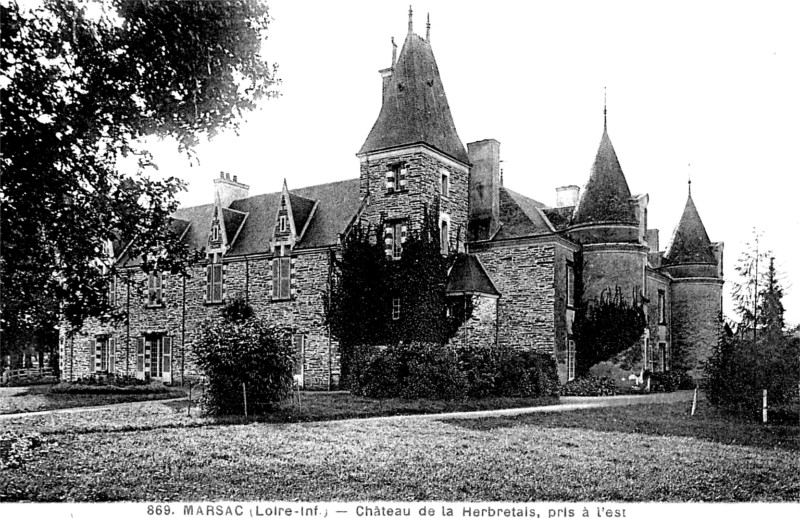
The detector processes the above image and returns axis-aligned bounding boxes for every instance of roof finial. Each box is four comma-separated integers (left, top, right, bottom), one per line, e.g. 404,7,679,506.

603,86,607,130
408,5,413,33
391,36,397,66
688,163,692,195
426,13,430,41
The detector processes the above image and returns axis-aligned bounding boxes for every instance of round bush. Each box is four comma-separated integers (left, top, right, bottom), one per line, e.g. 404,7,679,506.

194,313,294,416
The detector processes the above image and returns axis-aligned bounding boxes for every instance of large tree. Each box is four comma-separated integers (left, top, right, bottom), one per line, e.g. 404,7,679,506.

0,1,278,356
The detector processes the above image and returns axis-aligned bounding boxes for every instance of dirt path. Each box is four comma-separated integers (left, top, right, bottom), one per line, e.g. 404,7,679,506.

0,389,692,422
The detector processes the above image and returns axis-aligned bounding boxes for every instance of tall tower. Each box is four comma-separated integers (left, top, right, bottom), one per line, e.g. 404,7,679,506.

357,9,469,251
568,115,648,303
662,183,724,377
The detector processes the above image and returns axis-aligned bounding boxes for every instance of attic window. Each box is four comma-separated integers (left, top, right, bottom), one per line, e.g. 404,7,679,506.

279,215,288,233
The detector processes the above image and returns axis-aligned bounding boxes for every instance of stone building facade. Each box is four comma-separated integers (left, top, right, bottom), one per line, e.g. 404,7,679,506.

62,10,723,387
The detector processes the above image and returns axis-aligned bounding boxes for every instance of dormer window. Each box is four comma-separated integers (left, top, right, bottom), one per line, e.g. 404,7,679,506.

211,223,220,242
386,163,408,194
279,215,288,233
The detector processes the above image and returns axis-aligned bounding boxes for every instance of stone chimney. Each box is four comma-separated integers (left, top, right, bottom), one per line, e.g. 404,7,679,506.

214,171,249,208
646,229,659,252
467,139,501,241
555,185,580,207
380,67,394,104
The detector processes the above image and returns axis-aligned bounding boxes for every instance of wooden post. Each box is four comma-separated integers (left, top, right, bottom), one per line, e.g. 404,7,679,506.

243,382,248,419
691,388,698,416
187,382,192,417
762,389,768,424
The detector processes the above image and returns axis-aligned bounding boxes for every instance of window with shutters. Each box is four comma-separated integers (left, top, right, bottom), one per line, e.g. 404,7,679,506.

206,255,224,304
90,335,115,374
272,256,292,301
386,163,408,194
137,334,172,383
147,270,163,307
567,338,576,381
384,220,407,260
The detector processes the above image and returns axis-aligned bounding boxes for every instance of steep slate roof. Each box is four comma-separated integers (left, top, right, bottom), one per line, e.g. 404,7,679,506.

172,203,215,252
288,192,316,236
663,190,717,265
227,178,361,256
572,124,637,225
446,254,500,297
359,26,469,165
221,208,247,247
493,187,552,240
541,206,574,231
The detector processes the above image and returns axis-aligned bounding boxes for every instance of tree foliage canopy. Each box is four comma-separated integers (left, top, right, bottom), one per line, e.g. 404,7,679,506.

1,0,278,342
326,206,461,387
571,286,647,377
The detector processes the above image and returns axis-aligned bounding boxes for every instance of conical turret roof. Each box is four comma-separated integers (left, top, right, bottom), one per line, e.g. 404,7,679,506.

359,26,469,165
664,189,717,265
572,125,636,225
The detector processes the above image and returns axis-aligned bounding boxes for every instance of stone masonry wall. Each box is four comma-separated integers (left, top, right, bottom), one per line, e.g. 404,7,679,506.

359,149,468,244
475,243,556,354
581,244,647,303
670,278,723,379
645,272,671,371
62,249,340,389
446,295,498,348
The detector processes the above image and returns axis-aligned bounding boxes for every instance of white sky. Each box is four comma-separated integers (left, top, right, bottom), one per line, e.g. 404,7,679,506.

146,0,800,326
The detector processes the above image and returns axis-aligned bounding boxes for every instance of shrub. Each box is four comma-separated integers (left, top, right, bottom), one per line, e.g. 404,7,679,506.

704,335,799,417
0,432,46,470
71,373,149,387
494,349,560,398
49,382,172,394
560,375,617,396
194,301,295,416
357,342,468,400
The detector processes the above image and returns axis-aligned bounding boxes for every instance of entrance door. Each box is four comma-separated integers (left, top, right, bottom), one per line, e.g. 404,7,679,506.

138,335,172,384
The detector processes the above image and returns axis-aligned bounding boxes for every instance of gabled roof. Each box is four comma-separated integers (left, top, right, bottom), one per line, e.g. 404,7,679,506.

492,187,552,240
288,192,316,237
117,180,362,266
572,125,637,225
226,178,362,256
446,254,500,297
359,27,469,165
663,190,717,265
221,208,247,248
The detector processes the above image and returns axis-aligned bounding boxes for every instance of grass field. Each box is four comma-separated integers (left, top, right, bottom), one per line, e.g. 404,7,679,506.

1,392,797,502
0,385,187,415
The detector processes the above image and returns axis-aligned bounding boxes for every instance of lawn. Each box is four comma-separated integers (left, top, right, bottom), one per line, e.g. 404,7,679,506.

1,393,797,502
0,384,187,415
